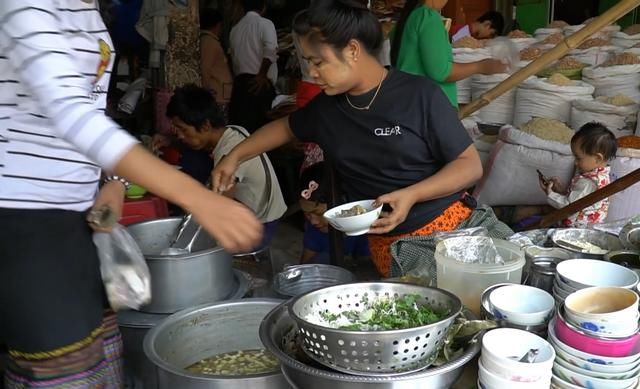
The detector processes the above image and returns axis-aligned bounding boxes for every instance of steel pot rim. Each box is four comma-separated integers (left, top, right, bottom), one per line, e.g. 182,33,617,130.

128,217,228,259
259,302,480,383
143,298,285,381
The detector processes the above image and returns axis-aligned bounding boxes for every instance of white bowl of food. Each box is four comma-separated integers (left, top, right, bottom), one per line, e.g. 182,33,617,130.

552,361,638,389
481,328,555,383
323,200,382,236
564,287,640,338
489,285,555,326
556,259,639,290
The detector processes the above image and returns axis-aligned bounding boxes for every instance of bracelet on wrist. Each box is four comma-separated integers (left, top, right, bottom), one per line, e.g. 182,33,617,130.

103,175,131,190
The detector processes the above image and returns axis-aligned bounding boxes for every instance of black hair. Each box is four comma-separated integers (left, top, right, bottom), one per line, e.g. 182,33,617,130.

572,122,618,161
200,8,224,30
477,11,505,36
166,84,226,131
243,0,266,12
390,0,420,67
292,0,383,58
298,162,328,203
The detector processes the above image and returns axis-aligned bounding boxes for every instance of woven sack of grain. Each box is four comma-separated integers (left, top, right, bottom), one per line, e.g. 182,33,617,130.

611,31,640,49
569,46,621,67
509,37,538,51
513,76,594,126
563,24,620,40
607,147,640,221
474,124,576,206
475,135,498,170
471,73,516,124
583,63,640,102
534,27,562,41
571,98,638,137
453,48,492,104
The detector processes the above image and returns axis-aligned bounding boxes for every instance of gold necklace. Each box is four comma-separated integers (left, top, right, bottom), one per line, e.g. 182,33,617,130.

345,68,387,111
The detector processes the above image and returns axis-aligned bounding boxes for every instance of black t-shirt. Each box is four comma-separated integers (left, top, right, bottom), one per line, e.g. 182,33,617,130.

289,70,473,234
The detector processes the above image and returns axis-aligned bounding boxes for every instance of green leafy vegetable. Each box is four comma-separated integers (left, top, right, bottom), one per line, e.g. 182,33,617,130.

319,294,447,331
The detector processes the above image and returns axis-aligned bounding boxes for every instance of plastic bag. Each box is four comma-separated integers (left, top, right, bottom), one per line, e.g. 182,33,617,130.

441,236,505,265
487,37,519,71
93,224,151,311
433,227,489,244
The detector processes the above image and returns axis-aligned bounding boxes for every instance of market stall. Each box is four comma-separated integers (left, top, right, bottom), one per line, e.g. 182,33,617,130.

97,2,640,389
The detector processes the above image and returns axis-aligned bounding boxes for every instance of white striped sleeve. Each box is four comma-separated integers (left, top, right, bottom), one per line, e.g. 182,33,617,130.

0,1,137,169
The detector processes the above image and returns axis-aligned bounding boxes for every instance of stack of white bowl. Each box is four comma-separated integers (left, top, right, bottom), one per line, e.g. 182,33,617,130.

553,259,640,306
489,284,556,327
479,328,556,389
549,287,640,389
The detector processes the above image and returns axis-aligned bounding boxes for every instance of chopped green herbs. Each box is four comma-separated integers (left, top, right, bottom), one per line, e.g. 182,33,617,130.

319,294,446,331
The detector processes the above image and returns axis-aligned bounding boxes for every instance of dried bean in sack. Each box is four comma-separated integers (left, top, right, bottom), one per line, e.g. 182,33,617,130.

571,98,638,138
473,125,575,206
513,76,594,126
583,64,640,103
563,24,620,40
611,31,640,49
568,46,621,67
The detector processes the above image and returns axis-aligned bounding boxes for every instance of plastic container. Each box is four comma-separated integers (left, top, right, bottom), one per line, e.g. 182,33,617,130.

436,238,525,315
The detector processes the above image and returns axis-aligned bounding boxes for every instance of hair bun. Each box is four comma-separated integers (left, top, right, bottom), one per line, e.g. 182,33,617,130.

337,0,369,10
312,0,368,11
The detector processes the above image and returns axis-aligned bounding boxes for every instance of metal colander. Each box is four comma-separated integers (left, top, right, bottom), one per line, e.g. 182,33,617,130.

288,282,462,376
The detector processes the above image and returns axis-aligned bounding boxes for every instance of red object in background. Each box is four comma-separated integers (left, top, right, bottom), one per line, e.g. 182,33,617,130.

160,146,181,165
120,195,169,226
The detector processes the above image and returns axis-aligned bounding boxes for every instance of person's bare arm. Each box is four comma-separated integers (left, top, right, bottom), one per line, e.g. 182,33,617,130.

445,59,507,82
212,117,295,192
369,146,483,234
112,145,263,252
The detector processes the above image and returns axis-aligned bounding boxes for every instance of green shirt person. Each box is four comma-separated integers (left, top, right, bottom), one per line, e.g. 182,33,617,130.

391,0,506,107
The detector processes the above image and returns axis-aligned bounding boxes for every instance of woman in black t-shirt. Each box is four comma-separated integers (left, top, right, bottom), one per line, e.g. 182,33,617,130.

212,0,483,277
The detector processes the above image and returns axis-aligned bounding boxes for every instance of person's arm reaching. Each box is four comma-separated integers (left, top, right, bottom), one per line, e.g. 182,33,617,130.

0,1,262,252
414,8,506,83
212,117,295,192
446,59,507,82
369,145,482,234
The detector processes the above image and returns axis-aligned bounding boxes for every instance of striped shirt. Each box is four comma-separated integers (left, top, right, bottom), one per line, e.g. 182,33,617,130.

0,0,138,211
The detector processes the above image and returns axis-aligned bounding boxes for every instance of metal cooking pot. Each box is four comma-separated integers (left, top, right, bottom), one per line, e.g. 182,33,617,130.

118,310,168,389
551,228,624,260
144,298,289,389
523,256,568,294
118,270,252,389
605,250,640,277
127,218,235,313
259,302,480,389
272,264,356,298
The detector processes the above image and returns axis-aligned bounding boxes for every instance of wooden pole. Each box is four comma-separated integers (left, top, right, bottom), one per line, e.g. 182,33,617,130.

459,0,640,119
520,168,640,230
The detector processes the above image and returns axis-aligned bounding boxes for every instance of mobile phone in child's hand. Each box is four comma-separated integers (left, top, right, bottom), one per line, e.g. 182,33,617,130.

537,169,550,186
